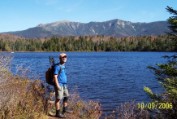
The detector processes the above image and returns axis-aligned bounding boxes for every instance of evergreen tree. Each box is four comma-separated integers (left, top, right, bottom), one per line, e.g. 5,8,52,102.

166,6,177,51
166,6,177,37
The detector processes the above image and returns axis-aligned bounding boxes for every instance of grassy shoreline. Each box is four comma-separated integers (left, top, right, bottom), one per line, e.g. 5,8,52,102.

0,55,101,119
0,53,153,119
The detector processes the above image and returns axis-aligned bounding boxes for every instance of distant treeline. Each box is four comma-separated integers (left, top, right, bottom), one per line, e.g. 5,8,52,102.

0,35,176,52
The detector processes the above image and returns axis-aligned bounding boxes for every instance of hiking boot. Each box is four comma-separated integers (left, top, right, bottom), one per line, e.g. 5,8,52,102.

56,110,66,118
56,113,66,118
63,107,73,114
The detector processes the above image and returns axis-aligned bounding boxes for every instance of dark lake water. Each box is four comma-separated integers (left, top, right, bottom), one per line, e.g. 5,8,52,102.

7,52,175,115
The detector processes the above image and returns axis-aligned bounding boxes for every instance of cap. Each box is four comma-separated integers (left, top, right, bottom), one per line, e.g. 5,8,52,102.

59,53,67,58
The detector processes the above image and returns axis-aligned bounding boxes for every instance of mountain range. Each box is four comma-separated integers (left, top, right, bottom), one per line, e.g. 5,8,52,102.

3,19,170,38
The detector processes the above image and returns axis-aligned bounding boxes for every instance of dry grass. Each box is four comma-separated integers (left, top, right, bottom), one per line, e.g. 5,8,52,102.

0,75,48,119
105,102,150,119
68,90,101,119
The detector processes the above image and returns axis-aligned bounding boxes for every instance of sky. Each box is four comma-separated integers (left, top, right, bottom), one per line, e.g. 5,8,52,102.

0,0,177,32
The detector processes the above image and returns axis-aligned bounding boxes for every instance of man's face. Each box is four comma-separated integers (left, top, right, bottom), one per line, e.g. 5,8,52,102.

60,55,67,63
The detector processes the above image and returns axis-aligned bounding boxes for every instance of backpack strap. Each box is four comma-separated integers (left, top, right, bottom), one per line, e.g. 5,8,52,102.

58,64,63,76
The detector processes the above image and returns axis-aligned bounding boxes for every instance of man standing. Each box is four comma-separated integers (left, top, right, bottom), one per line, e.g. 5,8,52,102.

54,53,72,118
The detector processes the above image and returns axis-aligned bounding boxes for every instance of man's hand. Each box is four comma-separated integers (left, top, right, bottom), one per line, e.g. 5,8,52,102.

57,86,62,91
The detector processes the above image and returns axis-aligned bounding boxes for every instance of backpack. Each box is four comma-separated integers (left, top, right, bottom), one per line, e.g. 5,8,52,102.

45,63,62,86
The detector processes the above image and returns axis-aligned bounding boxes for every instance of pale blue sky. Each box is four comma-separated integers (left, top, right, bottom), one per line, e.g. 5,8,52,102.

0,0,176,32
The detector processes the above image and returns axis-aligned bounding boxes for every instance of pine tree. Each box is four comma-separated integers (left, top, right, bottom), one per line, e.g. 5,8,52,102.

166,6,177,51
166,6,177,36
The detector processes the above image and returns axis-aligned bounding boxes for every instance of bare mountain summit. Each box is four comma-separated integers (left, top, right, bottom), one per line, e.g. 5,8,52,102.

4,19,169,38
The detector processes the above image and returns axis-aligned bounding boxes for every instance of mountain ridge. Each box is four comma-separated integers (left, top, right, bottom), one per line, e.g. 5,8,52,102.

3,19,169,38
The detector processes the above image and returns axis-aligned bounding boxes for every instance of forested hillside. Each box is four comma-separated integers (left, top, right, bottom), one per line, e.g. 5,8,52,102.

0,35,176,52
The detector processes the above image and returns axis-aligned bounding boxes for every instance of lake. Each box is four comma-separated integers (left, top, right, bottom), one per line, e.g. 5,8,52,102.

8,52,175,115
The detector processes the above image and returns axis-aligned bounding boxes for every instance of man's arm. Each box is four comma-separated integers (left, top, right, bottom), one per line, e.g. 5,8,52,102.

54,74,61,90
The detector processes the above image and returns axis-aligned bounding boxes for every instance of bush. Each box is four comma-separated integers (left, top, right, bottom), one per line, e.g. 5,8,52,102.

105,101,150,119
